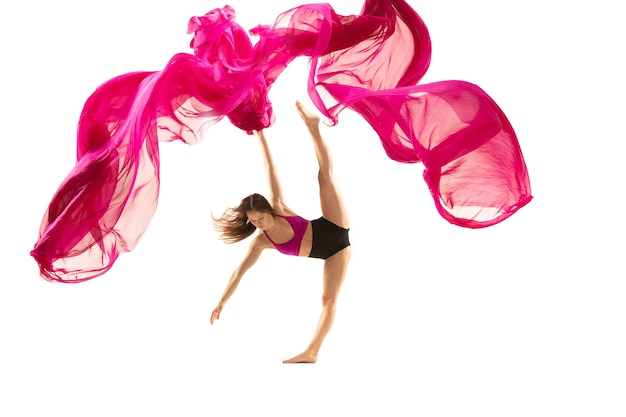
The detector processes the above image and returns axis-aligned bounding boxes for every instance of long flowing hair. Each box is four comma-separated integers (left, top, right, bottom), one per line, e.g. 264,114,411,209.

212,193,275,243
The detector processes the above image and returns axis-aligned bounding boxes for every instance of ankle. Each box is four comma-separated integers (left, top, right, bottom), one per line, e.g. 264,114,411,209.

306,349,319,357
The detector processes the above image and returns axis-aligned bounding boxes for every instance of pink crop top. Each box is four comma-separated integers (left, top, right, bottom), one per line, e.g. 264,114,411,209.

263,215,309,256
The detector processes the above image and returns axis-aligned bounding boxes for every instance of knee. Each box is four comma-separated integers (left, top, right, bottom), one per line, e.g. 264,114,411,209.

322,293,338,308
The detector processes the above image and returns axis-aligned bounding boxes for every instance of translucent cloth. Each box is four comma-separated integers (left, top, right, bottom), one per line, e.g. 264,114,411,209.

31,0,532,282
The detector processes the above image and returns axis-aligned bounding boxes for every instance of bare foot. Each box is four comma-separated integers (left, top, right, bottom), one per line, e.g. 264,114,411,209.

283,351,318,364
295,101,320,129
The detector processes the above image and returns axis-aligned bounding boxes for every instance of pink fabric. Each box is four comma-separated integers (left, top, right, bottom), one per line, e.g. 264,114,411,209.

31,0,532,282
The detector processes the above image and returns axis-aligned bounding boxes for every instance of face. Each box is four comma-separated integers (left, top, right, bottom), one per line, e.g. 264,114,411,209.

246,210,272,230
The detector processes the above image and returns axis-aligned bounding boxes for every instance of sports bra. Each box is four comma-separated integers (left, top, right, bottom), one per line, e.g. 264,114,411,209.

263,215,309,256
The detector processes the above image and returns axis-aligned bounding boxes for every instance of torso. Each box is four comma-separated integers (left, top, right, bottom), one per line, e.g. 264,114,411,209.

262,214,313,257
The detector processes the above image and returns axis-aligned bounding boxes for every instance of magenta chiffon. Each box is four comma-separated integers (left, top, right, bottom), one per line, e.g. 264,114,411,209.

31,0,532,282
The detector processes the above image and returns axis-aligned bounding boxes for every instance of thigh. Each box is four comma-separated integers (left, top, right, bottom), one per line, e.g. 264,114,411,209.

322,247,351,300
318,173,349,229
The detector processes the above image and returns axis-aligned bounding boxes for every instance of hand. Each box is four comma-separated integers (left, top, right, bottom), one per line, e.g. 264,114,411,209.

210,303,223,324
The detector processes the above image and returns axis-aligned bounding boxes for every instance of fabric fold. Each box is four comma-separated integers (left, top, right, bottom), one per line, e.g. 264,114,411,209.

31,0,531,282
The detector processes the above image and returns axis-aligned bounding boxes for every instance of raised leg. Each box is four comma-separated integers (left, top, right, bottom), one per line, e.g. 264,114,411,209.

295,101,349,229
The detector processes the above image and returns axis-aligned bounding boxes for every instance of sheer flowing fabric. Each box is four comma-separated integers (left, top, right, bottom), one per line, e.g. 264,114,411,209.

31,0,532,282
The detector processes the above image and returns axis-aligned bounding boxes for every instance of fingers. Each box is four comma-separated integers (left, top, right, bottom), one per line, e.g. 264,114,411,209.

210,307,221,325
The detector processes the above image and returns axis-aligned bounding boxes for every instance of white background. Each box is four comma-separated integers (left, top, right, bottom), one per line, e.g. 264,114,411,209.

1,0,624,416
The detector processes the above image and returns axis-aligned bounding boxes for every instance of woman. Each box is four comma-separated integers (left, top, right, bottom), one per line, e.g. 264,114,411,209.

210,101,351,363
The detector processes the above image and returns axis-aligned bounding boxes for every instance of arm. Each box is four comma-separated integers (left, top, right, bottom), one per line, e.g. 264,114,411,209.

254,130,291,212
210,234,270,324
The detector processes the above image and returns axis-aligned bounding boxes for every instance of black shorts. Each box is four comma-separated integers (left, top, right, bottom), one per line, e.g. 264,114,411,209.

308,217,351,260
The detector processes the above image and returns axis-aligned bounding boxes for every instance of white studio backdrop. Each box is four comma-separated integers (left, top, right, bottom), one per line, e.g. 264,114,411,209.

0,0,624,416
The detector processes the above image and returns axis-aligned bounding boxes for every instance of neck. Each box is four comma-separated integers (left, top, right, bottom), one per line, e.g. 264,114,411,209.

264,216,283,235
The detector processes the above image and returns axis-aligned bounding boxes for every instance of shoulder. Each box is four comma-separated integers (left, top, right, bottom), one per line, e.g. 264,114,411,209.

250,232,274,250
272,201,298,217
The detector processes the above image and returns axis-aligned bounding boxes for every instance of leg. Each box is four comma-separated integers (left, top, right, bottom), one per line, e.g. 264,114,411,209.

295,101,349,229
283,246,351,363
